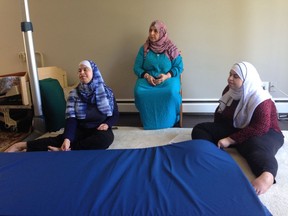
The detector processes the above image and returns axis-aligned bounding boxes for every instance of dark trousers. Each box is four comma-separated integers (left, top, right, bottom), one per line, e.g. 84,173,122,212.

27,128,114,151
191,122,284,178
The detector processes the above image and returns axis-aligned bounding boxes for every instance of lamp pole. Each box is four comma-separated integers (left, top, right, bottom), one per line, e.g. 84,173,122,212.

19,0,46,134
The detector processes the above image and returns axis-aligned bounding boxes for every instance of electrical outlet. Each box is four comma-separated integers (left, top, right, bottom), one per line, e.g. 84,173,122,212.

262,81,270,91
18,52,26,62
269,82,276,92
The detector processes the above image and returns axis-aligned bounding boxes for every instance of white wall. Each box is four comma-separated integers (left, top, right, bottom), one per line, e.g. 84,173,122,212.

1,0,288,110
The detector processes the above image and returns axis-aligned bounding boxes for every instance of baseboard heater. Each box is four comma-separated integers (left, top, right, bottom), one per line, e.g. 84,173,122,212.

274,98,288,120
117,98,288,114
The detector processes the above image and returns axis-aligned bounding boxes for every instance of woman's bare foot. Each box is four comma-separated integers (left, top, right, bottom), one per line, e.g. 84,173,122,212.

251,172,274,195
48,146,62,151
4,142,27,152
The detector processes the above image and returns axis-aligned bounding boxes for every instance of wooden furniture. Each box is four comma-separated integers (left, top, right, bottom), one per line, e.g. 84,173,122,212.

37,66,68,88
0,72,32,131
0,67,68,131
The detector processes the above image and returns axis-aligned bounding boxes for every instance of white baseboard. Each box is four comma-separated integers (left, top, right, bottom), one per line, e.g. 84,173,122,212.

274,98,288,113
117,98,288,114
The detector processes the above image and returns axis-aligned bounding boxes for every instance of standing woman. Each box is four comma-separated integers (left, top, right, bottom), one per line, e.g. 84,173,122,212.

134,20,184,130
191,62,284,195
6,60,119,152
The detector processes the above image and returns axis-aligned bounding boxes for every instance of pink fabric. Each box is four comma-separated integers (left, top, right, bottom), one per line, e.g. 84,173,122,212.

144,20,180,60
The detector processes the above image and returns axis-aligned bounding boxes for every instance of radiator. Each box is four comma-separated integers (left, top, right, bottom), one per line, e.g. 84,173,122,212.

116,98,288,114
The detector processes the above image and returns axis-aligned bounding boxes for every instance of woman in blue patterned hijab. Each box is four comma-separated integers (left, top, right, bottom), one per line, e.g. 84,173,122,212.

66,60,114,119
6,60,119,152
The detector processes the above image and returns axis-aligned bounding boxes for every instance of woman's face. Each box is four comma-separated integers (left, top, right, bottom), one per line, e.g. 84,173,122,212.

149,25,160,42
78,65,93,84
227,69,243,90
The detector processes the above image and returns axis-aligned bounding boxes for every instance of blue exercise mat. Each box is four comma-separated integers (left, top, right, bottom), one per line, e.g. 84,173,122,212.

0,140,271,215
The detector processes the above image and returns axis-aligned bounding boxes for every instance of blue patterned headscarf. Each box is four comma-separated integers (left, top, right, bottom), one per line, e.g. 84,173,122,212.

76,60,114,116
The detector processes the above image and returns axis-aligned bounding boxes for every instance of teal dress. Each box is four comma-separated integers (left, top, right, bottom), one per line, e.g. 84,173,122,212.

134,46,184,130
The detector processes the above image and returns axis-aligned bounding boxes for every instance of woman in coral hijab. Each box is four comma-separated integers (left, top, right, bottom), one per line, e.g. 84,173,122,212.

133,20,183,130
192,61,284,195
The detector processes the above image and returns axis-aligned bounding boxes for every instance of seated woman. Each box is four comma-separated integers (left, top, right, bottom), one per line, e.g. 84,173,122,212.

191,61,284,195
5,60,119,152
133,20,183,130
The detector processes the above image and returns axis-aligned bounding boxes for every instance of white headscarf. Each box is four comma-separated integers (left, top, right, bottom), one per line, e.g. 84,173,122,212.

79,60,92,70
219,61,272,128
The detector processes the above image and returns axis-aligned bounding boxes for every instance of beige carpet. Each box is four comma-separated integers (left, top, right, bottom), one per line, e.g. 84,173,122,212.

41,126,288,216
111,127,288,216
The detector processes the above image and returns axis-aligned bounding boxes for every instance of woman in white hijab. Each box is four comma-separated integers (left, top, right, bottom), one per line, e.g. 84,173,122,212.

192,61,284,195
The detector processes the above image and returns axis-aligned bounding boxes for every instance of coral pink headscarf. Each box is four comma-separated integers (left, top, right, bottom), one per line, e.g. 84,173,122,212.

143,20,180,61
